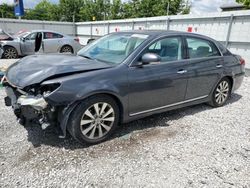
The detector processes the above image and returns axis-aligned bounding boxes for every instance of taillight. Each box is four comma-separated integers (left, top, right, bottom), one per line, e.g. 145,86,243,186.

240,58,245,65
74,37,80,43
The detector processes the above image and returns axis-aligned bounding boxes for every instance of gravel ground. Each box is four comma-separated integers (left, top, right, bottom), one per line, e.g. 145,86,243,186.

0,59,19,71
0,59,249,187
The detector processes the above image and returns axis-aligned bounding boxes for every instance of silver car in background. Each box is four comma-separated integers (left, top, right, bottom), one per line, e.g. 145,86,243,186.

0,30,82,59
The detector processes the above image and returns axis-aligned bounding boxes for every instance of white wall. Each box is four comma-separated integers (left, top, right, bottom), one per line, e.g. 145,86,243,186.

0,19,75,36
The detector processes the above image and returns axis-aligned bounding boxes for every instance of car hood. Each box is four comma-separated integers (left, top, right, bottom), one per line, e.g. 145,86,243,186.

0,30,15,41
6,54,113,88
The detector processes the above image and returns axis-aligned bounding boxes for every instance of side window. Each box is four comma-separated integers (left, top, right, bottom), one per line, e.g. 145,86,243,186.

145,37,183,63
44,32,63,39
186,37,220,59
25,32,38,40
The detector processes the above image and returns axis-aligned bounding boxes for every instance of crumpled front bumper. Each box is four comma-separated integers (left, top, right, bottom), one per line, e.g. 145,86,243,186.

4,86,47,109
4,86,49,121
17,95,48,110
4,84,70,137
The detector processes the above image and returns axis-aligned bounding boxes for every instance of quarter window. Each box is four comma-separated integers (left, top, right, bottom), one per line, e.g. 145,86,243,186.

186,37,220,58
145,37,183,63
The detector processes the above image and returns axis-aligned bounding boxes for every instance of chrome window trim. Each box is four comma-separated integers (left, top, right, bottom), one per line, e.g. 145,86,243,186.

129,95,208,116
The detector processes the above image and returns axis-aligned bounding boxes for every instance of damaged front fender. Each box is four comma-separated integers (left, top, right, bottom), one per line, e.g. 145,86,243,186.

58,102,80,138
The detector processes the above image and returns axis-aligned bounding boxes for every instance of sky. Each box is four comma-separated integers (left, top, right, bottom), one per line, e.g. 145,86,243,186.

1,0,238,15
190,0,236,14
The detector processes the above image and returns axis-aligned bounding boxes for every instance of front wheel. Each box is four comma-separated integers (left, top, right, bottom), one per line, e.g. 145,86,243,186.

68,95,120,144
3,46,18,59
209,77,232,107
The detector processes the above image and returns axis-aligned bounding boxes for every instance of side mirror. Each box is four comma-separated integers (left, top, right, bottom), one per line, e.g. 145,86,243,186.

141,53,161,65
21,37,25,42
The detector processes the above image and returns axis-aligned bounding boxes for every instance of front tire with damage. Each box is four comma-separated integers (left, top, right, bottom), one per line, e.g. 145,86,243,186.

68,95,120,144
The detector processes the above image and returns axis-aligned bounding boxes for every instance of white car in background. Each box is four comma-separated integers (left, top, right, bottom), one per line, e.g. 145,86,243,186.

0,29,82,59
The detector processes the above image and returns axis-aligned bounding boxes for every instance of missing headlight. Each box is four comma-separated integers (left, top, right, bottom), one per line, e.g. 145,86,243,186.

40,83,61,97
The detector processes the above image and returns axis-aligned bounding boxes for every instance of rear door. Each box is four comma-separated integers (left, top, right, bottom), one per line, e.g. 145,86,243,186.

43,32,63,53
184,36,224,100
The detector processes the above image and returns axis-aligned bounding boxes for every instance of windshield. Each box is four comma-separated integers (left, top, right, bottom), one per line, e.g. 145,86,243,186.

78,33,149,64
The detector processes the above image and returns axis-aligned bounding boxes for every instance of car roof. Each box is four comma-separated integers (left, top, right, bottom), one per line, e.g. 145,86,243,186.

116,30,214,41
30,30,66,36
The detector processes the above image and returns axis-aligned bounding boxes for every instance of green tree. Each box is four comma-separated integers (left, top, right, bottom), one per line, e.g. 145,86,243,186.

236,0,250,9
0,0,190,21
79,0,111,21
0,3,15,19
24,0,61,21
110,0,123,19
120,0,189,18
59,0,84,22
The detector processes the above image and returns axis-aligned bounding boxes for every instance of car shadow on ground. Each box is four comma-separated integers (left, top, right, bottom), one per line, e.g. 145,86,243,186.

23,93,242,149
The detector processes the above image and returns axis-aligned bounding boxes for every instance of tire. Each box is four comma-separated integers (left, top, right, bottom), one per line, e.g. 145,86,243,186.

209,77,232,107
60,45,74,54
3,46,18,59
68,95,120,144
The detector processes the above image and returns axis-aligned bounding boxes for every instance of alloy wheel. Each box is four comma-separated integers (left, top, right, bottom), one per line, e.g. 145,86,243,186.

80,102,115,140
61,46,73,53
215,80,229,104
4,48,18,59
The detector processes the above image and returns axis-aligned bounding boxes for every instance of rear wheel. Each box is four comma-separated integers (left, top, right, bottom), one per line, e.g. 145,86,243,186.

3,46,18,59
209,77,232,107
60,45,73,54
68,95,120,144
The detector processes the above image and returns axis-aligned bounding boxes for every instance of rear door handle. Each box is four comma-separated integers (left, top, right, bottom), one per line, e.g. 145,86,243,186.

216,64,223,68
177,70,187,74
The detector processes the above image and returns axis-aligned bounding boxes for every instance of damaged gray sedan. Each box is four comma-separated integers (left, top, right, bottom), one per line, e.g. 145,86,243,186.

2,31,245,144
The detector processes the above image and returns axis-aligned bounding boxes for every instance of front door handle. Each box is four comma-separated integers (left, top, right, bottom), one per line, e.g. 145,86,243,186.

177,70,187,74
216,64,223,68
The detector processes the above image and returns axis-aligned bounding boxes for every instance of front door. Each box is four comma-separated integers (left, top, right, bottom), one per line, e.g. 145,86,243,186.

128,36,189,116
20,32,42,55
